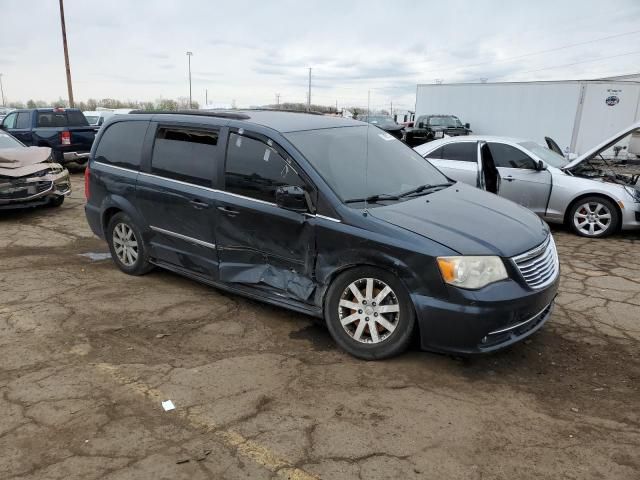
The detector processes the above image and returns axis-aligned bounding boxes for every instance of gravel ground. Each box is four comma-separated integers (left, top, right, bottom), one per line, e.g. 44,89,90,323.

1,174,638,480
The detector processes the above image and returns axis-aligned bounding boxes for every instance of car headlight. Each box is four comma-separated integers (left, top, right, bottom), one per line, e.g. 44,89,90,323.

437,256,508,289
623,186,640,202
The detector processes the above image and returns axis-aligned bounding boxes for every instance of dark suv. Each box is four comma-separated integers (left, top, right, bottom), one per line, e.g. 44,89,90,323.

84,111,558,359
404,114,471,147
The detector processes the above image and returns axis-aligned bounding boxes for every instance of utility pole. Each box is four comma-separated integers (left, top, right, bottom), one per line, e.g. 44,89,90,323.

307,68,312,111
367,90,371,116
58,0,74,107
186,51,193,109
275,93,280,108
390,100,393,117
0,74,5,106
205,88,208,106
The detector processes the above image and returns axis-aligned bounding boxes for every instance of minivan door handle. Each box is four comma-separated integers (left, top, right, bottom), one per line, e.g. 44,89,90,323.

217,205,240,216
189,199,209,209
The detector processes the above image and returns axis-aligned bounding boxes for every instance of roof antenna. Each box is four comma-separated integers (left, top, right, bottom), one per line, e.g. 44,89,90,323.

364,89,371,216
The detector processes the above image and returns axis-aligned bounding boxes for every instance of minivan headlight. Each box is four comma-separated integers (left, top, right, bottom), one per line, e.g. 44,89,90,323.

437,256,508,289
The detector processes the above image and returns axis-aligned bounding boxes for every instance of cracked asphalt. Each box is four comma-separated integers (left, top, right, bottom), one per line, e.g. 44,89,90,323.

1,174,639,480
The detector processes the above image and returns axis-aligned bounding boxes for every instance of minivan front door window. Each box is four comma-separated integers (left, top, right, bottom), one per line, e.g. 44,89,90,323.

225,132,306,203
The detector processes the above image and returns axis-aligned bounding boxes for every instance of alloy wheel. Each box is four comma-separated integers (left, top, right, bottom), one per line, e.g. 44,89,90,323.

338,278,400,344
573,202,612,237
112,222,139,266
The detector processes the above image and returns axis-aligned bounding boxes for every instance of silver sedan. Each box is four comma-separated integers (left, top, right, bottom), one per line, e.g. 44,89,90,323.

414,123,640,238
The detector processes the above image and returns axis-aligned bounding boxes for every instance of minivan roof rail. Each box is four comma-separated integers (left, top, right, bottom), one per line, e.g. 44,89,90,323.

129,110,251,120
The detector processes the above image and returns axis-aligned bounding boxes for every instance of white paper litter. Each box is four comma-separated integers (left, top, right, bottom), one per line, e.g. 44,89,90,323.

162,400,175,411
78,252,112,261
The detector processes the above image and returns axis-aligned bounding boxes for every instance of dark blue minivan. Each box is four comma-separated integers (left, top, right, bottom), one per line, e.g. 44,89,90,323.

84,110,559,359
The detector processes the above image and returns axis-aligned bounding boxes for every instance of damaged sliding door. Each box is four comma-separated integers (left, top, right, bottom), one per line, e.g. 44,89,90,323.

216,130,316,301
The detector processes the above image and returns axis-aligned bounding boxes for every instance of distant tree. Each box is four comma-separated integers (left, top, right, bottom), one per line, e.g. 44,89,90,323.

53,97,69,108
86,98,98,110
8,101,25,109
156,99,178,110
26,99,37,109
140,101,155,111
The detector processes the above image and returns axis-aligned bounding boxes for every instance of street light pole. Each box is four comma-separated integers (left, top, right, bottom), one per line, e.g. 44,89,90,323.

186,51,193,109
307,68,312,112
0,74,5,106
58,0,74,107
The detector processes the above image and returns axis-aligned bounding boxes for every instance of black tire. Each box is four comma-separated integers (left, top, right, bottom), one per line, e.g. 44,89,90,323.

324,266,415,360
106,212,154,275
48,195,65,207
568,196,620,238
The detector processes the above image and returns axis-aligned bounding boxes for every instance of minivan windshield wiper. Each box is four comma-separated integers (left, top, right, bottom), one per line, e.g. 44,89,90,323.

344,193,400,204
397,182,453,198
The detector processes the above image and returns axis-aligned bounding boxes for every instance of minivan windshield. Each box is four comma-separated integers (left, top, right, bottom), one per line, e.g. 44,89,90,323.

286,126,450,205
518,141,569,168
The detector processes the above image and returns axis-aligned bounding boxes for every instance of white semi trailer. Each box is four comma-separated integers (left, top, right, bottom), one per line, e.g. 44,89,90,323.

415,80,640,158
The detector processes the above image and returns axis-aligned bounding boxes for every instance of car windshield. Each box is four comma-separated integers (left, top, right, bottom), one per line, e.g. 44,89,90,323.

0,131,23,148
519,141,569,168
428,116,462,127
285,126,450,205
364,116,397,127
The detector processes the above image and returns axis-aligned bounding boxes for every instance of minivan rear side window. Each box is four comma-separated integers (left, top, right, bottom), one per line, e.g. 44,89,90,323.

151,127,219,187
225,133,305,203
95,121,148,169
441,142,477,162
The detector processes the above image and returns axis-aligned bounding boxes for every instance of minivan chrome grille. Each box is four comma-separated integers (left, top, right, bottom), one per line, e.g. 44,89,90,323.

512,235,559,290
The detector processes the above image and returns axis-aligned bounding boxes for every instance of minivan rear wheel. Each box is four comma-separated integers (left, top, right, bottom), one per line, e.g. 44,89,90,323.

325,267,415,360
107,212,153,275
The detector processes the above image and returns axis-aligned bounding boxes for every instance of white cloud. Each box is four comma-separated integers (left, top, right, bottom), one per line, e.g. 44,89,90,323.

0,0,639,110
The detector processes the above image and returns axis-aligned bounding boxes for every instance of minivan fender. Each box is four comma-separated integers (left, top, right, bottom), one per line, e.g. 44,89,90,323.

99,194,147,238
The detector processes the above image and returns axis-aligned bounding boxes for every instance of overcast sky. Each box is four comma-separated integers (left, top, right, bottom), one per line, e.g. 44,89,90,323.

1,0,640,111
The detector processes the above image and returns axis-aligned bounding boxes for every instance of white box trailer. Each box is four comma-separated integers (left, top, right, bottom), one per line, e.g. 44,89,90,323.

415,80,640,157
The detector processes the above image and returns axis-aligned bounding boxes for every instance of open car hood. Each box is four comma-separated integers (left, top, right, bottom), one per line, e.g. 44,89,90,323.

0,147,52,169
563,121,640,170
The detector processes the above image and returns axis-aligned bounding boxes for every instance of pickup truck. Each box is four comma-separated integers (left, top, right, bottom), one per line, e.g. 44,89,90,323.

0,108,96,166
403,114,471,147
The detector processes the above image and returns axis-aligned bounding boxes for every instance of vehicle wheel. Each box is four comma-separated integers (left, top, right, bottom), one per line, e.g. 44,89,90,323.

106,212,153,275
48,196,65,207
324,267,415,360
569,196,619,238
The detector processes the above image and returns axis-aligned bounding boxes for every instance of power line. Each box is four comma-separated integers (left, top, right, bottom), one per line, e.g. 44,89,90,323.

490,49,640,79
418,28,640,79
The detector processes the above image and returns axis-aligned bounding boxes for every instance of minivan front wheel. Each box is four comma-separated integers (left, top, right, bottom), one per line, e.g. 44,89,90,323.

107,212,153,275
325,267,415,360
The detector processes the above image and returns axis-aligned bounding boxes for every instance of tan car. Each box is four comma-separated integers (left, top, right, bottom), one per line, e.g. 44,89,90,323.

0,130,71,209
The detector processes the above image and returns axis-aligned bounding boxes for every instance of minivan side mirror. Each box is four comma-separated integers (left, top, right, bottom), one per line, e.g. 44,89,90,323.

275,185,308,212
465,122,470,129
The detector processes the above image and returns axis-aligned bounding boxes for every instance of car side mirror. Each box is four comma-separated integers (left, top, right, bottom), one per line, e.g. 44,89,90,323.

275,185,308,212
535,160,546,171
0,123,6,130
465,123,470,129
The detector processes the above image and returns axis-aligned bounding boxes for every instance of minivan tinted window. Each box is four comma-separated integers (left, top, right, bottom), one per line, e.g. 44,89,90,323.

225,133,305,203
95,121,148,169
151,126,219,187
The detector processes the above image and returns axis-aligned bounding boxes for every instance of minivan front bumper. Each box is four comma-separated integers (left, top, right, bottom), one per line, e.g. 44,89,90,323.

412,275,558,355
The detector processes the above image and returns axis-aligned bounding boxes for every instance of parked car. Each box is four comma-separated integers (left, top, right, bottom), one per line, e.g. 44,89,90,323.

0,108,96,166
414,122,640,238
358,115,405,140
404,114,471,147
0,130,71,209
0,107,12,123
83,110,114,127
85,110,558,359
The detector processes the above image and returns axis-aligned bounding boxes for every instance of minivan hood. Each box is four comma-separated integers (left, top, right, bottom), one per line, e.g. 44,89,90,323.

563,121,640,170
369,183,549,257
